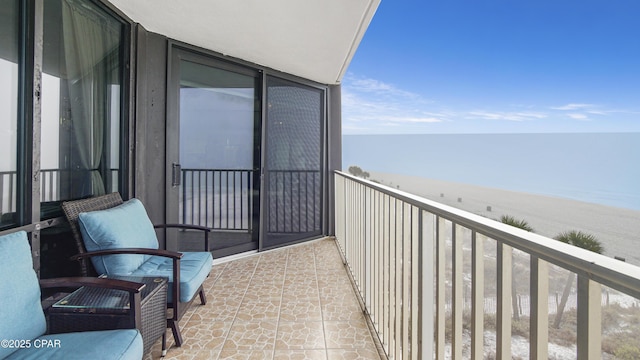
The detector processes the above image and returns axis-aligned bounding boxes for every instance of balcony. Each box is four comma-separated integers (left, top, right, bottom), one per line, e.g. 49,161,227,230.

334,171,640,359
5,166,640,358
143,237,383,359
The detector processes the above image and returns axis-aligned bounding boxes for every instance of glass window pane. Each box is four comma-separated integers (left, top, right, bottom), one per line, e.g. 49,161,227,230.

41,0,124,218
179,61,255,170
0,0,19,228
178,60,256,230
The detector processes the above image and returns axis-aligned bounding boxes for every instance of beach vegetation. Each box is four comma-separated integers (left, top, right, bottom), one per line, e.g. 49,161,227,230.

552,230,604,329
500,215,534,321
347,165,370,179
499,215,534,232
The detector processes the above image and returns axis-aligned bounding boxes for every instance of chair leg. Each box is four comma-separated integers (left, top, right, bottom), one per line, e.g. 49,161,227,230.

161,332,167,357
169,319,183,347
198,285,207,305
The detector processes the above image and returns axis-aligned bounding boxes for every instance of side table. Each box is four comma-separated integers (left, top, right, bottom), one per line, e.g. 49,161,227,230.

47,275,168,355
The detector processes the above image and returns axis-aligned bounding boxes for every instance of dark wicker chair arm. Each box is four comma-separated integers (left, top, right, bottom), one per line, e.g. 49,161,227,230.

70,248,182,321
153,224,211,251
70,248,183,262
153,224,211,232
40,277,146,293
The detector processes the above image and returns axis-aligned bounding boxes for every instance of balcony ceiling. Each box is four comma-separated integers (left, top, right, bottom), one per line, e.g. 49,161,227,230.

106,0,380,85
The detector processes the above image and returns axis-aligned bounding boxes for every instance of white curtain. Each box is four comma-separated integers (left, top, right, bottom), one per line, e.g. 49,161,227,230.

61,0,120,197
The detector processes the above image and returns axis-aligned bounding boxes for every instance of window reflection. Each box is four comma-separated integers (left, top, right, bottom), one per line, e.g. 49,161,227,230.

0,0,19,228
41,0,123,218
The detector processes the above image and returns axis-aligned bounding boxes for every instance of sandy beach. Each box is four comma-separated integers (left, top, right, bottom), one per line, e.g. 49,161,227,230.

368,171,640,266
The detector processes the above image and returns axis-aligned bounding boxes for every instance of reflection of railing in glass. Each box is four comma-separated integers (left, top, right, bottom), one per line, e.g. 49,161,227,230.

0,169,119,216
268,170,321,234
0,171,17,217
180,169,254,231
179,169,322,234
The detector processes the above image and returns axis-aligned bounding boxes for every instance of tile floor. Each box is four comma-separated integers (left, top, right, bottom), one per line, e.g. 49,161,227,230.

144,238,382,359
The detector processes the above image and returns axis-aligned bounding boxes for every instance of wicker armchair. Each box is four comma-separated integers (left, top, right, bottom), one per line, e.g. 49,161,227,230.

62,193,213,352
0,231,144,359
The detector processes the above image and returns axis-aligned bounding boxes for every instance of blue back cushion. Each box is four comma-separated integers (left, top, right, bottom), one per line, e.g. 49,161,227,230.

0,231,47,358
78,199,159,275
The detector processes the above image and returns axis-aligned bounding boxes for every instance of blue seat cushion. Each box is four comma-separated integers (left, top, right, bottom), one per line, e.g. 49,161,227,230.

78,199,159,275
5,329,143,360
131,252,213,303
0,231,47,359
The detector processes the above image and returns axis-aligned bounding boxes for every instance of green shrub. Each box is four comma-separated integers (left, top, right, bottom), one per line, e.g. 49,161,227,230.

614,344,640,360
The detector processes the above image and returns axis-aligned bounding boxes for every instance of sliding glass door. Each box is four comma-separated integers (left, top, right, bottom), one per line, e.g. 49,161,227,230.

168,49,261,257
262,76,325,249
168,49,327,255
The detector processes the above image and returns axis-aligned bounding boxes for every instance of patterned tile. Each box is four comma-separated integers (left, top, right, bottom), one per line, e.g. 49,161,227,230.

327,349,381,360
179,320,231,351
324,319,376,349
143,238,382,360
217,349,273,359
222,321,278,351
190,298,241,322
235,299,281,322
279,299,323,322
281,287,320,302
244,282,284,299
275,321,326,350
273,350,327,360
321,303,365,322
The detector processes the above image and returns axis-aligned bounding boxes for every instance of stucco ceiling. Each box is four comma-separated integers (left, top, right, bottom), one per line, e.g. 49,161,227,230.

106,0,380,85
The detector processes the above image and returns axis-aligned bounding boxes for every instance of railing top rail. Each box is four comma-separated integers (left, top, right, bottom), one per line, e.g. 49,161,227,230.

336,170,640,299
180,168,254,172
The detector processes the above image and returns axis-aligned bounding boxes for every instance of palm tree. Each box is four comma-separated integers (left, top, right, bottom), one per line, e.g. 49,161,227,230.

552,230,604,328
500,215,534,321
500,215,534,232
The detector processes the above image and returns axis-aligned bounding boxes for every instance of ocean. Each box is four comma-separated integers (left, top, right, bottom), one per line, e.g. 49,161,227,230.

342,133,640,211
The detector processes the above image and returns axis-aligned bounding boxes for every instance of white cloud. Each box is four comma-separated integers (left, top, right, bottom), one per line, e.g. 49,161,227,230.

344,74,423,100
550,103,616,121
551,103,596,111
381,116,443,123
568,113,589,120
467,111,547,122
342,74,640,133
342,73,444,133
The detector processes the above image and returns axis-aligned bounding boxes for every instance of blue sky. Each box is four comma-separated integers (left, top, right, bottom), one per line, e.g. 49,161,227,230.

343,1,640,134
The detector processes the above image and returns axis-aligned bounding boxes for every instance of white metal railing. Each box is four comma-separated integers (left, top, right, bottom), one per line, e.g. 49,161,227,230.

334,171,640,360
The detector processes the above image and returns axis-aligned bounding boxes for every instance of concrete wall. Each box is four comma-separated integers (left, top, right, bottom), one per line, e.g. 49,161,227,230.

133,25,168,228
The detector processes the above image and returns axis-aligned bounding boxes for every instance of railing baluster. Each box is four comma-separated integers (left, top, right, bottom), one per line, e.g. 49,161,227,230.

394,199,402,359
530,255,549,360
402,202,412,359
471,231,484,360
497,243,512,360
436,216,445,359
577,276,601,360
383,193,390,352
452,223,463,360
